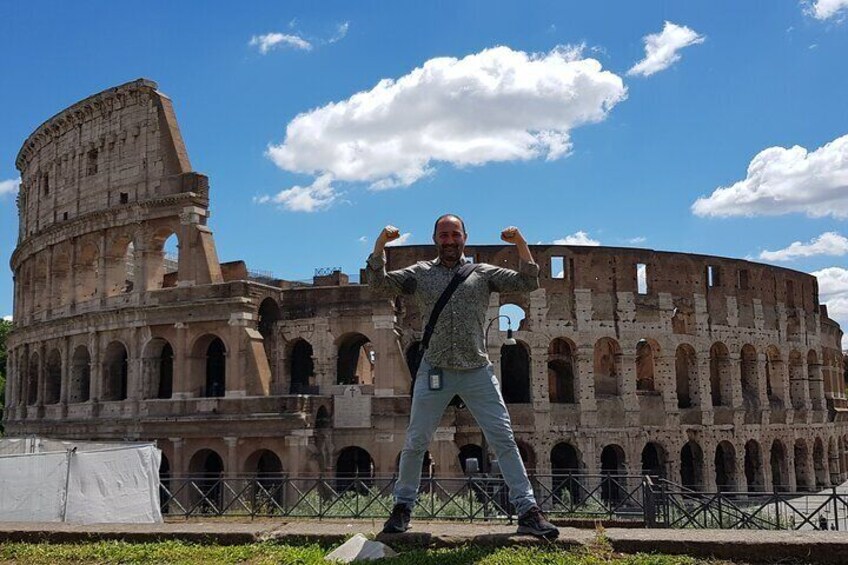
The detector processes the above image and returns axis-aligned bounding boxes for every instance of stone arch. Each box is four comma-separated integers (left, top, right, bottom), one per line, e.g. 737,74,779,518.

498,302,527,331
551,442,583,504
814,437,828,489
27,351,40,405
315,405,331,428
144,226,181,290
244,449,284,476
191,334,227,398
765,346,786,409
51,245,72,309
32,254,48,313
394,450,434,478
142,338,173,399
74,239,100,302
335,446,375,492
101,341,129,401
680,440,704,490
770,439,790,492
641,442,667,478
548,338,575,403
714,441,737,492
744,439,764,493
740,345,759,411
257,297,281,383
594,337,622,398
635,339,658,392
69,345,91,403
289,339,315,394
188,449,225,510
788,350,806,410
709,342,731,407
501,340,531,403
807,349,823,408
794,438,813,491
675,344,697,409
600,444,626,503
103,232,136,297
458,444,486,474
44,348,61,405
516,440,536,474
336,333,374,386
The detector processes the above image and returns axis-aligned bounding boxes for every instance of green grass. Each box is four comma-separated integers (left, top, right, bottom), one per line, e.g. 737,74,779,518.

0,539,735,565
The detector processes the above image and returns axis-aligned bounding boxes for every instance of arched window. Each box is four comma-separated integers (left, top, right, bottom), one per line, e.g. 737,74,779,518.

27,352,40,405
501,341,530,403
205,338,226,397
744,440,764,493
289,339,314,394
102,341,129,401
69,346,91,404
794,439,812,492
680,441,704,490
635,340,656,392
714,441,737,492
459,444,485,475
548,339,575,403
709,342,731,407
189,449,224,511
771,440,789,492
336,333,374,385
641,442,666,478
44,349,62,405
675,345,696,409
740,345,759,411
600,445,626,503
335,446,374,493
594,338,622,398
551,442,582,504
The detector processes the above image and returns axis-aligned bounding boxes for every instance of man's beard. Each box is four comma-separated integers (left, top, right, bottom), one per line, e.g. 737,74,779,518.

439,244,461,261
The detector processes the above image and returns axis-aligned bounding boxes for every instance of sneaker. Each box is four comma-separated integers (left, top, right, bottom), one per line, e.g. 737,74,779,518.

382,503,411,534
517,506,559,539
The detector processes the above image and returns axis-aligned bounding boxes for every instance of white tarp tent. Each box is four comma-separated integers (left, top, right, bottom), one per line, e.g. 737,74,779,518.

0,438,163,524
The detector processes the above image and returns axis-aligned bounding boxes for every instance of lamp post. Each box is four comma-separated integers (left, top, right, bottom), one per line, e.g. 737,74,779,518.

479,315,517,474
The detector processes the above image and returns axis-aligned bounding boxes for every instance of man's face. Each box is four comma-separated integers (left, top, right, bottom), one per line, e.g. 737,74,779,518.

433,217,467,263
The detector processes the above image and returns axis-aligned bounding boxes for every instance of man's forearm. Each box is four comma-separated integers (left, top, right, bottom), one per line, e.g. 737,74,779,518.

516,239,534,264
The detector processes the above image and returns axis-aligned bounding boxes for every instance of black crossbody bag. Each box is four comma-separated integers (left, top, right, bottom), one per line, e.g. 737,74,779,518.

410,262,478,397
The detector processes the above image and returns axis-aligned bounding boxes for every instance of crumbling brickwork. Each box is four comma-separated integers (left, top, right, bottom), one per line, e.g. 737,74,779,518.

4,80,847,493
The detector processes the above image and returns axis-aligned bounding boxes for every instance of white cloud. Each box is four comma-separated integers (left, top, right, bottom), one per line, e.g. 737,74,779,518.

692,134,848,218
553,231,601,246
806,0,848,20
385,232,412,247
1,315,11,322
249,32,312,54
264,45,626,208
811,267,848,348
760,232,848,261
627,236,647,244
0,177,20,197
628,21,705,77
329,22,349,43
254,174,336,212
358,236,368,243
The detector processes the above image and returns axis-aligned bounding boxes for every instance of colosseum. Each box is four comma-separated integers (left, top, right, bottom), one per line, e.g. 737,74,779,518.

4,79,848,497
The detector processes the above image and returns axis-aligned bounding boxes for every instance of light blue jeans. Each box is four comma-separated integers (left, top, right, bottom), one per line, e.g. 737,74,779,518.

393,357,537,516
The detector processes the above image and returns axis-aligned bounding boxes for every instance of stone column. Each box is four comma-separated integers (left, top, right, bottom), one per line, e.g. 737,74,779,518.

619,352,640,427
576,347,597,426
703,440,717,492
697,352,714,425
734,447,747,492
60,337,70,416
756,352,770,424
531,345,549,411
172,322,189,397
97,231,107,305
45,246,53,316
89,332,101,401
68,239,77,311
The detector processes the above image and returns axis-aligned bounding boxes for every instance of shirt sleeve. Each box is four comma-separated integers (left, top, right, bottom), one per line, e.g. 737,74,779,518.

365,252,419,297
484,259,540,293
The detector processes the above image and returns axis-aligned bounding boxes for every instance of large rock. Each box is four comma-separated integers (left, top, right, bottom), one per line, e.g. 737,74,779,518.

325,533,398,562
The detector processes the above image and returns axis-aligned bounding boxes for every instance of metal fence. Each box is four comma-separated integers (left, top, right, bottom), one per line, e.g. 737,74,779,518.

160,473,848,530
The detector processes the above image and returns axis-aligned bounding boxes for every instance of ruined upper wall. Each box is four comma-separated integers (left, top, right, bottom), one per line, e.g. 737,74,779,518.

14,79,199,243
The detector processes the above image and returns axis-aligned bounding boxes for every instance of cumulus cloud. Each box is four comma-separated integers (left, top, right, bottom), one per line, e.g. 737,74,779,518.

261,45,626,209
1,315,11,322
627,236,647,244
628,21,705,77
329,22,349,43
0,177,20,197
692,134,848,218
760,232,848,261
806,0,848,20
553,231,601,246
811,267,848,348
253,174,336,212
385,232,412,247
249,32,312,54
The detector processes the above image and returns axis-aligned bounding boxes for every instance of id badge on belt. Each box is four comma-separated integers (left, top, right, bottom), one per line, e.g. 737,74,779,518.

428,367,443,390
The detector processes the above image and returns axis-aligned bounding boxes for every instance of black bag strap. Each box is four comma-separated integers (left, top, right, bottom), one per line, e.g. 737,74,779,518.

421,262,478,351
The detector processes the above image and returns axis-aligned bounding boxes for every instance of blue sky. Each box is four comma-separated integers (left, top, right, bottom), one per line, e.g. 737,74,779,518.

1,1,847,343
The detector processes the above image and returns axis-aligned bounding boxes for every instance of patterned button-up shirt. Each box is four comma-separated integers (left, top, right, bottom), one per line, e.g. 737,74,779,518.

366,252,540,370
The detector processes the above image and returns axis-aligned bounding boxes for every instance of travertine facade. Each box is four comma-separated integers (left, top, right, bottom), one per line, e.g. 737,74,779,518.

4,79,848,492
